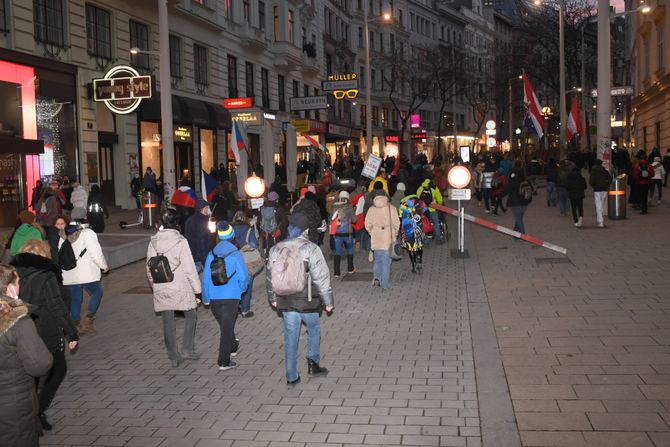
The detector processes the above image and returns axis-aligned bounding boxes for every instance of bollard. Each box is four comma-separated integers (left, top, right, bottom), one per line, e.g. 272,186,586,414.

608,174,627,220
142,191,159,228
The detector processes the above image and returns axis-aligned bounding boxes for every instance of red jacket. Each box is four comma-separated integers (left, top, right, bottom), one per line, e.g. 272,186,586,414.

633,161,654,185
351,192,365,231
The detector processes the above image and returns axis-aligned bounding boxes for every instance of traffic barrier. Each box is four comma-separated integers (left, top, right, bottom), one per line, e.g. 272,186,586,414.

431,203,568,255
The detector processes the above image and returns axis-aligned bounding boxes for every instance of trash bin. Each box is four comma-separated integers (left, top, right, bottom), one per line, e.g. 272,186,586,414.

142,191,159,228
608,174,627,220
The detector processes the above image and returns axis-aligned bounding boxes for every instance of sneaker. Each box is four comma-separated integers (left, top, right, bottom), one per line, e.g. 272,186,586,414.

240,311,254,318
485,209,490,213
218,361,238,371
372,278,380,287
597,222,605,228
231,339,241,357
577,217,583,227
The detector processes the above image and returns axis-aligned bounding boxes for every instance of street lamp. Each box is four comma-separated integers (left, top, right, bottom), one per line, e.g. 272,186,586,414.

508,75,522,155
542,106,552,151
363,7,392,158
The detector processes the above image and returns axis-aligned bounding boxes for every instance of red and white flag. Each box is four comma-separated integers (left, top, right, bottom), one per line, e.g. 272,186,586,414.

230,120,246,165
566,96,584,141
523,73,545,140
302,133,325,151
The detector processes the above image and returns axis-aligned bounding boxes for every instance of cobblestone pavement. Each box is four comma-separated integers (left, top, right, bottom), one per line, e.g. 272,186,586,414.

468,192,670,447
41,229,487,446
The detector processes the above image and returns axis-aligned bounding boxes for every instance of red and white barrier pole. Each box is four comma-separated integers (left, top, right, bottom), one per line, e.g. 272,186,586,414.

431,203,568,255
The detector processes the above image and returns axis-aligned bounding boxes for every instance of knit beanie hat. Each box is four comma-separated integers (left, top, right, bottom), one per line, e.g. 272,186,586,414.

216,221,235,241
19,210,36,224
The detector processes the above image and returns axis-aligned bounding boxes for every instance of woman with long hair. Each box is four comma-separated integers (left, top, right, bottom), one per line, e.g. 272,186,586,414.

11,240,78,431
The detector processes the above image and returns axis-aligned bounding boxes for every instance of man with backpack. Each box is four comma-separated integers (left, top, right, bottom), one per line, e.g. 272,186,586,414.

416,179,444,244
330,191,356,277
633,158,654,215
266,211,334,385
202,221,250,371
258,192,288,259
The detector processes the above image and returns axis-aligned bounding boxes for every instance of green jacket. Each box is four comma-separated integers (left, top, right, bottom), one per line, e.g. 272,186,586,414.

10,224,43,256
416,179,443,212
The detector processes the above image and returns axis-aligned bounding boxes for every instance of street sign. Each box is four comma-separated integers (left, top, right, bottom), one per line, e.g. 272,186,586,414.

485,129,496,136
448,189,471,201
591,86,634,98
321,79,359,91
290,95,329,111
485,120,496,130
486,137,496,148
93,66,152,114
223,97,254,109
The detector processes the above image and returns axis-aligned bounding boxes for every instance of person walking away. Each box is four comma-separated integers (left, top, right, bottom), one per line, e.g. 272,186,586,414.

142,167,157,193
62,220,109,335
184,199,214,273
70,182,88,221
399,196,425,273
633,158,654,214
663,149,670,187
291,191,322,244
506,160,532,234
11,241,78,431
545,158,559,206
0,264,53,447
589,159,612,228
527,157,542,194
37,187,59,227
210,181,235,223
87,185,108,234
556,160,573,216
330,191,356,277
147,209,201,367
565,164,587,227
351,184,367,251
130,174,142,209
258,191,288,259
266,211,334,385
481,166,495,212
650,156,665,204
490,169,508,215
365,195,400,289
202,222,249,371
390,182,406,209
473,163,484,206
9,211,44,257
30,180,43,212
232,211,260,318
417,179,444,243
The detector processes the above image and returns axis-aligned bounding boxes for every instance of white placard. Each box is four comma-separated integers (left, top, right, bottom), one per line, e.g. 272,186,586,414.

448,189,471,200
362,155,383,180
460,146,470,163
249,198,264,209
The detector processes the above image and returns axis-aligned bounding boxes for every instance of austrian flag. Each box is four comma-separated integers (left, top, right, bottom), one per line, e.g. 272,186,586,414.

523,73,545,139
566,97,584,141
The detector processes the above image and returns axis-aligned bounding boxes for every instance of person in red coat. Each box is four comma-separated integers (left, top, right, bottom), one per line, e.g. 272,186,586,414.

632,159,654,214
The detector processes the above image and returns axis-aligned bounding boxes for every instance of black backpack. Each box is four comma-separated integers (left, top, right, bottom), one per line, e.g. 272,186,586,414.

58,240,78,271
210,250,237,286
148,241,180,284
519,181,533,203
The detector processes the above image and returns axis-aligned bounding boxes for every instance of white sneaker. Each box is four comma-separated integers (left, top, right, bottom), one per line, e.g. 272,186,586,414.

597,222,605,228
574,222,580,227
218,361,238,371
577,217,583,227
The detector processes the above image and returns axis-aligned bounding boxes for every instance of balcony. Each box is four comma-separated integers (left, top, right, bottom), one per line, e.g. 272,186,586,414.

273,41,302,71
240,24,267,53
301,53,320,77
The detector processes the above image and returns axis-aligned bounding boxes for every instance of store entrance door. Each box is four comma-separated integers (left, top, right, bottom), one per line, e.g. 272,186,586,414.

98,143,115,204
175,143,194,187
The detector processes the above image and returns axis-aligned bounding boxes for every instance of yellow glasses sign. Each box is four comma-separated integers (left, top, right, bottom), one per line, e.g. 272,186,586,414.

333,89,359,100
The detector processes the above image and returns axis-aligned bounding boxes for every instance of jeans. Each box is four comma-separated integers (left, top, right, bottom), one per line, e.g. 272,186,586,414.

570,198,584,223
334,234,354,255
482,189,492,210
69,281,103,321
492,196,506,214
373,249,392,289
282,311,321,382
37,345,66,414
210,300,239,366
240,276,254,314
429,211,442,241
357,229,371,252
557,187,570,215
594,191,607,225
650,179,663,200
510,206,527,234
546,182,557,205
161,309,197,360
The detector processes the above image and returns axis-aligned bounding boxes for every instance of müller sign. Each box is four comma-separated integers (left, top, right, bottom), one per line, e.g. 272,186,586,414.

93,66,152,114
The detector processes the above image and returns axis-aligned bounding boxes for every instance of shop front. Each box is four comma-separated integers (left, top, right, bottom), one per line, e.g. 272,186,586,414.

291,118,327,186
383,130,400,159
325,123,356,164
0,48,78,224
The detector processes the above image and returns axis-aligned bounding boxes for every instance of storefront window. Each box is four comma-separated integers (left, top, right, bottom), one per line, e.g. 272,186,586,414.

200,128,216,174
36,99,77,179
140,121,162,175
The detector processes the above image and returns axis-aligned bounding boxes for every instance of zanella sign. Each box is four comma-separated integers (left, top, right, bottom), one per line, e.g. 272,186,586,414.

93,65,152,114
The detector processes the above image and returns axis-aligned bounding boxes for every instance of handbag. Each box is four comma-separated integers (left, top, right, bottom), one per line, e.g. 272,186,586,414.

241,227,264,276
421,214,434,235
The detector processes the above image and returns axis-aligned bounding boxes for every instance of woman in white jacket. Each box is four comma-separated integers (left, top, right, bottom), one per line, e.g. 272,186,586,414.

62,221,108,335
146,209,202,367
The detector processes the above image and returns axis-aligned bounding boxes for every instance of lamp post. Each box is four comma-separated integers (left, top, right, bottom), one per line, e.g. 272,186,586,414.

157,1,175,204
508,75,522,156
363,8,391,158
244,172,266,210
542,106,552,152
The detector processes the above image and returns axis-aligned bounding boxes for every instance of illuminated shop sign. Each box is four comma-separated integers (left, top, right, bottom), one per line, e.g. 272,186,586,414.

93,65,152,114
223,97,254,109
174,126,193,143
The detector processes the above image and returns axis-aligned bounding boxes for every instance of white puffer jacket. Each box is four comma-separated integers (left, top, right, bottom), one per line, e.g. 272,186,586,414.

146,229,201,313
62,226,108,285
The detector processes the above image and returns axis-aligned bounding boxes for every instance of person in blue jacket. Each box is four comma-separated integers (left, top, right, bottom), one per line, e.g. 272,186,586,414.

202,221,250,371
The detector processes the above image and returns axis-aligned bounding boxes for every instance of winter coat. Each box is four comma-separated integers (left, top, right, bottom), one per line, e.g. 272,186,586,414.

291,198,322,244
589,165,612,192
233,224,259,249
11,253,79,351
70,185,88,213
505,170,529,208
363,188,387,217
37,196,58,226
545,162,559,183
491,172,508,198
330,201,356,235
565,171,587,200
367,176,389,195
142,172,157,191
9,224,43,257
87,189,108,234
399,196,424,251
416,179,444,212
62,226,108,285
557,162,573,187
266,234,334,313
146,229,201,313
390,190,405,209
351,192,366,231
651,161,666,180
633,161,654,185
202,240,250,303
0,296,52,447
210,192,235,222
364,195,400,251
184,212,214,265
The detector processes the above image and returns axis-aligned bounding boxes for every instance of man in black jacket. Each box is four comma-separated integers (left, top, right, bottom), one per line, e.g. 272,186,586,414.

589,160,612,228
184,199,214,273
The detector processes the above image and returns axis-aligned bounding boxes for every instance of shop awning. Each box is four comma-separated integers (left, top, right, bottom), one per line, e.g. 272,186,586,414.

0,136,44,154
205,102,232,129
138,95,231,129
